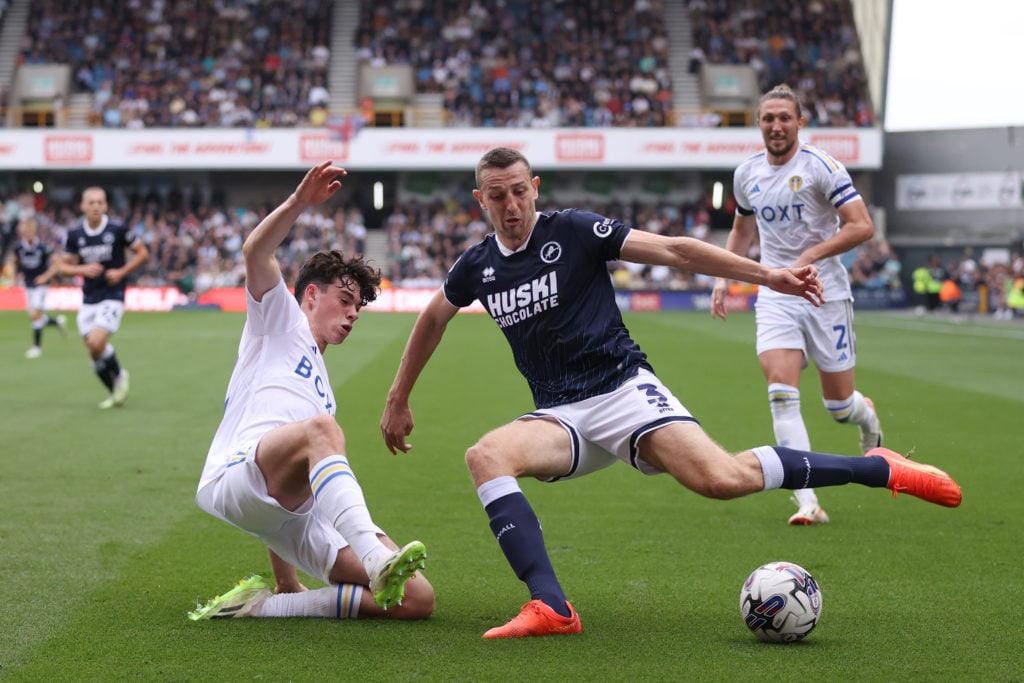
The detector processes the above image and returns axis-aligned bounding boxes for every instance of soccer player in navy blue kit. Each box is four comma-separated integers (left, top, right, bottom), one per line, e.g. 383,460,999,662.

13,217,66,358
60,187,150,408
381,147,962,639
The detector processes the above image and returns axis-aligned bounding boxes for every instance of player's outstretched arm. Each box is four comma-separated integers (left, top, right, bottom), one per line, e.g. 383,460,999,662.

621,230,823,306
243,161,347,301
381,289,459,454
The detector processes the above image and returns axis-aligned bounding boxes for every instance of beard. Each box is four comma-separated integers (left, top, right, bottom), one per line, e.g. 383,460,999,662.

766,136,796,161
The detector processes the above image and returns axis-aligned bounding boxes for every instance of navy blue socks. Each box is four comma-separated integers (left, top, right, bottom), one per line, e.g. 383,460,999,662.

485,492,571,617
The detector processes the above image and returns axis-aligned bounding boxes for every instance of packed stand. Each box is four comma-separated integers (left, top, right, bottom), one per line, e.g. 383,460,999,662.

0,0,7,121
356,0,674,127
688,0,874,127
19,0,332,127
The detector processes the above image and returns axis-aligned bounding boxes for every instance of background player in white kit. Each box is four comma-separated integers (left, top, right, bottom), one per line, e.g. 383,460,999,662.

190,161,433,622
711,84,883,526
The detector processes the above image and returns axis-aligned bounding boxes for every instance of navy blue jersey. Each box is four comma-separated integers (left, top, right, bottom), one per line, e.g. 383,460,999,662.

444,209,652,408
63,217,138,304
14,239,54,284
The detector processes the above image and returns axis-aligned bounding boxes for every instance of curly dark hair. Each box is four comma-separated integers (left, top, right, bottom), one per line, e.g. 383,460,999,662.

294,250,381,307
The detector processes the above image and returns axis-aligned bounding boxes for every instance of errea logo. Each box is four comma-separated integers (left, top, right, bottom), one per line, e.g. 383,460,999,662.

482,266,496,283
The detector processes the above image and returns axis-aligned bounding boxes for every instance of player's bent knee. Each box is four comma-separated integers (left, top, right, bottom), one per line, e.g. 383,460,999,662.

391,575,435,620
464,440,497,474
304,413,346,449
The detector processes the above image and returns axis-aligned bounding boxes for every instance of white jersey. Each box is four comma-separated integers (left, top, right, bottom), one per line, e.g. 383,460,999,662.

733,142,861,302
198,279,336,491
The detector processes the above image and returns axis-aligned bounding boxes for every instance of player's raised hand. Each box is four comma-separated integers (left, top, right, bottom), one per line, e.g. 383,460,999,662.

294,160,347,207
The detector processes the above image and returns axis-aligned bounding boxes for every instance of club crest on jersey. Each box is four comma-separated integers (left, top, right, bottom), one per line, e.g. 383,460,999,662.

788,176,804,192
482,266,496,283
540,241,562,263
593,218,614,238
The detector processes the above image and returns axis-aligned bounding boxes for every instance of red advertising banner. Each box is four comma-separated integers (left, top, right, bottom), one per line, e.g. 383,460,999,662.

0,286,188,312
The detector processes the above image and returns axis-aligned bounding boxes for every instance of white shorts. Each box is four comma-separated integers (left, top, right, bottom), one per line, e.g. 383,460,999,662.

755,297,856,373
77,300,125,337
25,285,48,313
195,445,382,584
525,368,697,481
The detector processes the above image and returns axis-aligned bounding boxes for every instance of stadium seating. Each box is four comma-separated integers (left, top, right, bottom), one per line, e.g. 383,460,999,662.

688,0,874,127
15,0,873,129
20,0,332,127
355,0,673,127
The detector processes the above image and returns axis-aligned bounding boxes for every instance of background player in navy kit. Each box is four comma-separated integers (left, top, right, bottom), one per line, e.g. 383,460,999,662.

711,84,882,526
12,216,66,358
60,187,150,408
380,147,961,639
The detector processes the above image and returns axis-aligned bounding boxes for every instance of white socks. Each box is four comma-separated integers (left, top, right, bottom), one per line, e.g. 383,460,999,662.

823,390,873,428
254,584,363,618
309,455,387,574
768,383,816,506
752,446,784,491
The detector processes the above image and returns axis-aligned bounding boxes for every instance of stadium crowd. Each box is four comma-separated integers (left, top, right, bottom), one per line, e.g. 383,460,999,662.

14,0,873,129
356,0,674,127
20,0,332,128
687,0,874,127
4,1,1012,316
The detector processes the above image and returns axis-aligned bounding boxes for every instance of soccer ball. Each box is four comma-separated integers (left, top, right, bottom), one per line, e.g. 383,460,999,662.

739,561,822,643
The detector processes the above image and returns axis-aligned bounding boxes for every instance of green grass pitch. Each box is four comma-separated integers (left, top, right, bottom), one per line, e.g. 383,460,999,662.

1,307,1020,681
